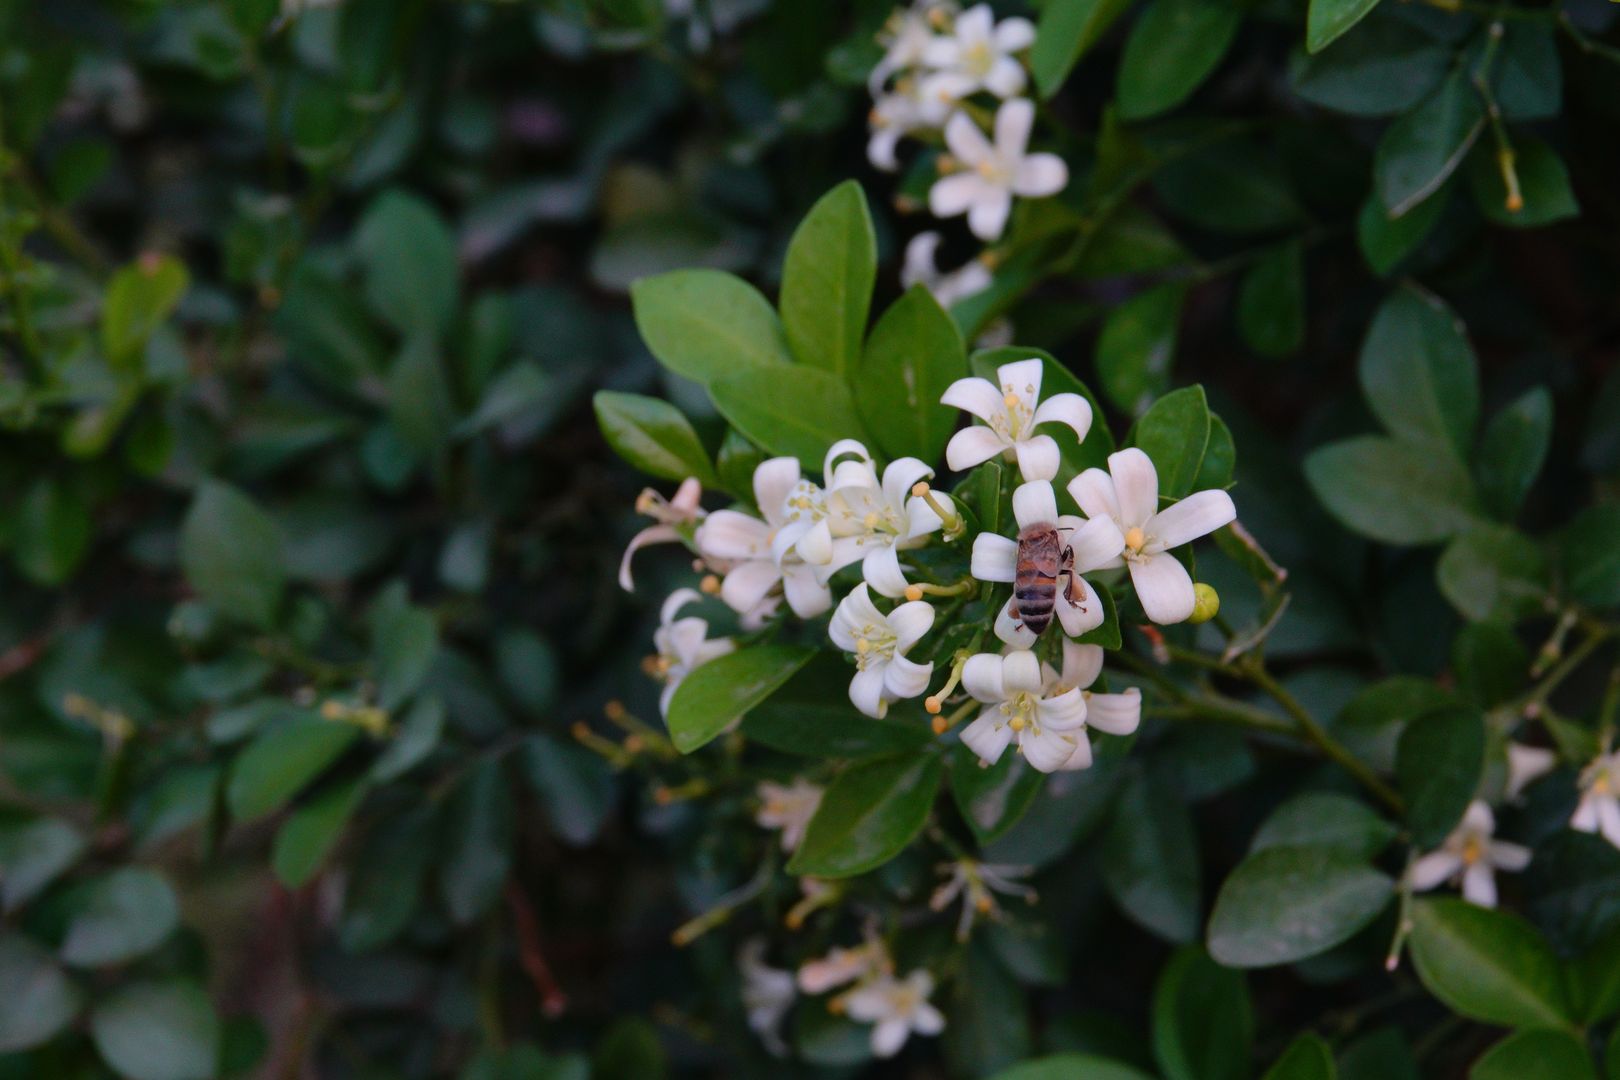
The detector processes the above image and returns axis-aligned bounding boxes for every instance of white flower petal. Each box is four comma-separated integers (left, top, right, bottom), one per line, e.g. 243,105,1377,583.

1012,434,1060,483
984,56,1027,97
867,125,904,172
796,518,834,566
863,543,912,598
1060,641,1105,690
1461,800,1495,834
883,458,934,511
823,439,874,480
782,564,831,618
721,559,781,614
994,16,1036,51
1488,840,1532,873
1036,687,1086,731
1054,583,1105,636
971,533,1018,582
962,653,1005,702
930,171,989,220
888,599,936,651
830,583,885,650
1068,515,1126,572
946,425,1010,472
1022,729,1077,772
1058,729,1094,771
660,587,704,625
619,524,678,591
1013,153,1068,198
960,713,1012,763
1031,392,1092,442
665,616,711,668
1461,863,1498,908
941,375,1007,424
753,458,802,523
871,1018,911,1059
903,232,944,289
1012,480,1059,530
1002,650,1044,694
996,358,1045,401
1600,797,1620,849
1148,489,1237,550
905,492,948,540
1130,551,1196,625
993,97,1034,157
884,654,934,701
943,110,994,166
967,188,1013,241
1506,744,1557,800
1067,467,1120,524
1086,689,1140,735
1109,448,1159,528
1408,851,1462,891
698,510,773,560
850,664,889,719
994,599,1040,647
911,1001,945,1036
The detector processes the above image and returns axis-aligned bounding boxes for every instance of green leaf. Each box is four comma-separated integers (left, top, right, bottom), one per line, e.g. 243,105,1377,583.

519,734,616,847
440,757,513,924
741,655,933,758
1375,68,1485,216
1571,925,1620,1024
709,364,869,463
1467,137,1578,228
1116,0,1240,120
1207,845,1394,967
274,265,388,390
102,255,189,370
1265,1035,1336,1080
354,189,458,340
227,715,361,820
13,477,92,587
1396,705,1485,847
1131,385,1212,499
387,333,456,455
0,935,82,1051
1305,0,1382,52
1153,139,1304,235
787,754,944,878
1031,0,1136,97
1289,17,1448,116
1096,283,1186,414
666,645,814,753
0,817,86,912
1562,505,1620,609
972,347,1115,475
593,391,719,486
60,867,180,968
1153,947,1252,1080
1357,189,1448,277
1237,242,1305,359
1476,387,1552,520
779,181,875,378
1469,1029,1594,1080
1194,415,1237,490
1339,1029,1420,1080
1488,22,1561,122
339,808,433,951
91,979,220,1080
857,285,967,464
1409,898,1572,1029
631,270,792,384
950,744,1046,845
1437,525,1547,623
370,590,439,712
1304,435,1478,545
1359,289,1479,458
272,775,367,888
1249,793,1396,859
370,696,445,782
179,481,287,629
990,1055,1155,1080
1100,769,1201,943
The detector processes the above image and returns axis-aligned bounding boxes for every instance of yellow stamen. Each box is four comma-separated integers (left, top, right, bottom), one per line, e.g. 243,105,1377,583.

699,574,721,595
1124,526,1146,552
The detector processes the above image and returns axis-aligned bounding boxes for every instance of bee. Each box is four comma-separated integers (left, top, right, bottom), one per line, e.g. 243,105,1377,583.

1011,522,1086,637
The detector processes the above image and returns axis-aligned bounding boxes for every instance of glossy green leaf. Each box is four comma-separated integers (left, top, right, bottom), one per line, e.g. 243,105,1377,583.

787,754,944,878
666,645,815,753
1396,705,1485,847
856,285,967,464
0,817,86,912
1375,69,1485,216
0,935,81,1051
1359,289,1479,458
779,180,875,378
91,979,220,1080
339,808,433,951
1561,505,1620,609
1304,435,1477,545
1476,387,1552,520
991,1055,1155,1080
272,775,367,888
1264,1034,1336,1080
1249,793,1396,859
1357,189,1448,276
593,391,718,486
950,744,1046,845
227,715,361,820
710,364,869,463
1096,283,1185,414
1238,241,1306,359
1153,947,1252,1080
1100,769,1200,943
370,695,445,782
179,481,287,629
1031,0,1136,97
13,477,92,587
1408,898,1571,1029
1130,385,1211,499
1153,140,1304,234
1208,845,1393,967
1437,524,1547,623
1305,0,1381,52
60,867,180,968
1467,137,1578,228
1469,1028,1594,1080
355,190,458,340
1289,17,1448,116
102,255,189,370
1116,0,1240,120
631,269,792,383
742,655,933,757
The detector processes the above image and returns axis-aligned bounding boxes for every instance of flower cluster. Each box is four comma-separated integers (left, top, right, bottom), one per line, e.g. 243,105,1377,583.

867,2,1068,313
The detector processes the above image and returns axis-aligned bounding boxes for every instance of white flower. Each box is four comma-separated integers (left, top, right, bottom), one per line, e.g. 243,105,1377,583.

843,970,946,1058
755,778,824,852
797,937,888,994
867,82,956,172
971,480,1125,646
739,939,796,1057
1408,801,1531,909
921,3,1035,100
1067,448,1236,625
941,357,1093,482
929,858,1036,940
869,1,956,93
829,585,936,718
819,440,954,597
901,231,993,307
1506,743,1557,801
650,589,735,717
695,457,833,619
1041,639,1141,771
958,649,1088,772
1573,750,1620,849
929,99,1067,241
618,478,705,592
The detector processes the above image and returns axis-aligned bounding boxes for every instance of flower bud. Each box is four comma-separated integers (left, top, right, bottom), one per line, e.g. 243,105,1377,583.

1188,583,1221,625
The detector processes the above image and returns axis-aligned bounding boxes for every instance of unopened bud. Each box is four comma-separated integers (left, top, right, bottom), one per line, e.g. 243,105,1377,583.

904,585,924,602
1189,583,1221,625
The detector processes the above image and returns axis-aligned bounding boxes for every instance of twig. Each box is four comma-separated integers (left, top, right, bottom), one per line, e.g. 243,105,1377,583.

504,882,568,1018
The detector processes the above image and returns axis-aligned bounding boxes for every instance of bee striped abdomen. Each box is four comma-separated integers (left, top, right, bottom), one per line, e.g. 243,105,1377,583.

1012,523,1062,637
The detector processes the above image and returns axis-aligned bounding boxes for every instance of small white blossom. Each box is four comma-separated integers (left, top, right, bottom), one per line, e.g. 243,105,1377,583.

902,231,993,307
869,0,957,93
929,99,1067,241
843,970,946,1058
971,480,1124,646
1573,749,1620,849
958,649,1087,772
941,357,1093,482
829,584,936,718
929,858,1036,940
820,440,953,598
798,936,888,994
920,3,1035,100
868,81,957,172
1042,639,1141,771
1505,743,1557,801
739,939,796,1057
696,457,833,619
1067,448,1236,625
651,589,735,717
755,778,824,852
619,477,705,592
1408,801,1531,908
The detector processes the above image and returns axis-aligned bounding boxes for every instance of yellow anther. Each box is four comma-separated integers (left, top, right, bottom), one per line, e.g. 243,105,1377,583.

320,700,346,721
975,895,994,914
905,585,924,602
925,696,943,715
931,715,948,735
1009,716,1026,732
623,734,644,754
1461,836,1484,865
1003,391,1020,408
699,574,721,594
635,490,656,514
856,638,871,655
911,481,930,497
863,511,881,529
937,154,958,175
1124,526,1146,552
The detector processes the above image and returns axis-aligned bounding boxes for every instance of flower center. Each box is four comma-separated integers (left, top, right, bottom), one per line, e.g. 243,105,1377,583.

1461,835,1485,865
999,690,1039,733
963,41,994,77
1592,768,1613,795
1124,525,1147,553
995,382,1035,440
854,624,898,669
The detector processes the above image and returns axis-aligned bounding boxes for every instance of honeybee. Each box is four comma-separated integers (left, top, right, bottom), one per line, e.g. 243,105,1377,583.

1011,522,1086,637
